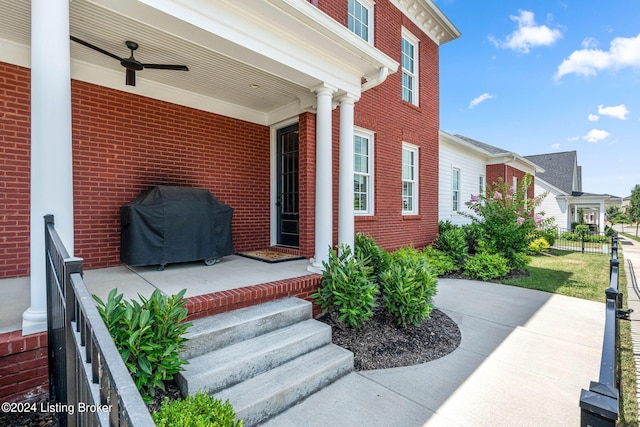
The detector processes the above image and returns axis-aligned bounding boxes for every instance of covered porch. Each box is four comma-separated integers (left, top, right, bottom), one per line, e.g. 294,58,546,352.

564,193,609,232
0,0,398,335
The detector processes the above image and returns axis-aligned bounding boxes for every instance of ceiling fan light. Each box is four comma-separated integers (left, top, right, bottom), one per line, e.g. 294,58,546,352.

126,69,136,86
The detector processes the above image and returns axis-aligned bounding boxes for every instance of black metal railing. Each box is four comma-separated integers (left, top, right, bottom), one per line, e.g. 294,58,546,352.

45,214,155,426
551,228,611,255
579,233,631,426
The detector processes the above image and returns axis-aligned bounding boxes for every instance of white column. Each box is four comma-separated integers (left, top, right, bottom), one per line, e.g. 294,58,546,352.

309,84,336,272
24,0,74,335
599,201,605,232
338,94,357,251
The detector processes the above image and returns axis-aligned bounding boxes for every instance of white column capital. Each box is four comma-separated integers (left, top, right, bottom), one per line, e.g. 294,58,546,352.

337,93,360,105
311,83,338,97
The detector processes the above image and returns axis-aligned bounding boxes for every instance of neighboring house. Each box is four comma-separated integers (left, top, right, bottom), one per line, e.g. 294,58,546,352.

0,0,459,402
439,131,540,225
524,151,609,231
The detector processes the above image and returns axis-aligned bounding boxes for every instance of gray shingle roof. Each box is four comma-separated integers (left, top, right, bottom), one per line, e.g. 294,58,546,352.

524,151,578,194
453,134,510,155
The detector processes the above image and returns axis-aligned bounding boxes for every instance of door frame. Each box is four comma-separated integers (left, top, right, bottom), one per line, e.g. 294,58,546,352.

270,118,299,247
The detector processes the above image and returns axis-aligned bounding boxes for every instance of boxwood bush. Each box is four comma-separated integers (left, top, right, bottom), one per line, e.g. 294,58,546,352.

152,392,243,427
463,253,510,281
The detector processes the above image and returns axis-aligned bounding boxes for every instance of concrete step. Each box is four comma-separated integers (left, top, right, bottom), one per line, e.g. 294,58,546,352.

176,319,332,396
181,297,311,359
216,343,354,427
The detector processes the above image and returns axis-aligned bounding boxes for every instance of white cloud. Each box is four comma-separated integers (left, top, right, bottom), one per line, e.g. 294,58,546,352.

490,10,562,54
555,33,640,79
469,93,495,109
551,143,560,149
598,104,630,120
583,129,610,143
588,114,599,122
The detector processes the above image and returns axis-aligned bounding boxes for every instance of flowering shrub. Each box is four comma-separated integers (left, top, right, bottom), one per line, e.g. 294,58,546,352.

462,174,553,269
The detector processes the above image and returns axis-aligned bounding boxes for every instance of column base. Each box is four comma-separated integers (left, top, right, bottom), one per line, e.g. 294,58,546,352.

307,258,324,274
22,308,47,335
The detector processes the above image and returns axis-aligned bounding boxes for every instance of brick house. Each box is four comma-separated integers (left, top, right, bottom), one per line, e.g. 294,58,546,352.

0,0,459,402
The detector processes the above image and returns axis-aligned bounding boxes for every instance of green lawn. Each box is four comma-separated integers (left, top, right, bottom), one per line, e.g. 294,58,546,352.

502,249,638,426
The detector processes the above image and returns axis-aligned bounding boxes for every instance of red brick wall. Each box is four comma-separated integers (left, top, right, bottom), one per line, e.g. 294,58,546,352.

486,164,535,199
0,331,48,403
0,63,31,279
322,0,441,251
0,63,273,277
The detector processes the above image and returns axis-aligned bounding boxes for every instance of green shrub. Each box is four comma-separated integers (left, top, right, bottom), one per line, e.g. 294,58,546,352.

463,253,510,281
380,250,438,327
435,221,468,265
310,245,379,328
528,237,550,254
354,232,390,282
462,222,484,255
152,392,243,427
93,288,191,403
537,227,557,247
422,246,457,276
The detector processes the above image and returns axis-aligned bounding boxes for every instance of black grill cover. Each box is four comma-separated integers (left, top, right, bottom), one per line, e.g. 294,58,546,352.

120,186,233,267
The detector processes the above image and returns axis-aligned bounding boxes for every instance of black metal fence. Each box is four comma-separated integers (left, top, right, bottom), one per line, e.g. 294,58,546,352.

579,233,630,426
551,228,611,255
45,215,155,426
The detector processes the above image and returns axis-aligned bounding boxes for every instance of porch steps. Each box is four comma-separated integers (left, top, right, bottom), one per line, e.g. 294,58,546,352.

175,297,354,426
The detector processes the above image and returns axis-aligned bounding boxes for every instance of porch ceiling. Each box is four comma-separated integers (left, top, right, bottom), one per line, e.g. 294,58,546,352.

0,0,398,126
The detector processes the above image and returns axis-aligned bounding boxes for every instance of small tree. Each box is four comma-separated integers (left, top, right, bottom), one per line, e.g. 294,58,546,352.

463,173,553,269
629,184,640,237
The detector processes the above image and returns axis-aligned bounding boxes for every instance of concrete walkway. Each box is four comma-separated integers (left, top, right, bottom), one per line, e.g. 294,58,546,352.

264,279,604,427
612,226,640,414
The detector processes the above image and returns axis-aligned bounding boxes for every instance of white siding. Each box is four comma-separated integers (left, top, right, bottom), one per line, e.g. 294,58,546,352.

439,139,488,226
534,179,569,230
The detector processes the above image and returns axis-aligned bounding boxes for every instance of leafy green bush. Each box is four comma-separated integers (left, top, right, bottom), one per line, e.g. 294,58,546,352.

560,231,608,243
93,288,191,403
354,232,390,282
462,222,484,255
537,227,557,247
380,249,437,327
422,246,457,276
152,392,243,427
435,221,468,265
528,237,550,254
463,253,510,281
310,245,379,328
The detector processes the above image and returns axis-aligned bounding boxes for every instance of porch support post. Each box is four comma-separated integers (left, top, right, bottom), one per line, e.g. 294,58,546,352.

309,84,336,272
599,200,605,232
23,0,74,335
338,94,358,251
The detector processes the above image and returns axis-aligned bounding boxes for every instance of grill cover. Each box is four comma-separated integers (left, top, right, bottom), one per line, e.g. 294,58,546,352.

120,186,233,267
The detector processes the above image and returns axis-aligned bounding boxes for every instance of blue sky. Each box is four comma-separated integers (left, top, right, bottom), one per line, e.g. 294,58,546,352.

434,0,640,197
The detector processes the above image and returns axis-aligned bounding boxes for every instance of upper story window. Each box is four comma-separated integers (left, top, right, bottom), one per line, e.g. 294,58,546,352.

354,128,374,215
348,0,374,43
402,143,418,214
452,168,461,212
401,28,419,106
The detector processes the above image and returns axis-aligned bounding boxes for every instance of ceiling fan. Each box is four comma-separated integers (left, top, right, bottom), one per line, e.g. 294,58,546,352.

70,36,189,86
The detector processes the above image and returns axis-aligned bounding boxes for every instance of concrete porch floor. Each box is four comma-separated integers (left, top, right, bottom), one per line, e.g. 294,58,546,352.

0,254,313,334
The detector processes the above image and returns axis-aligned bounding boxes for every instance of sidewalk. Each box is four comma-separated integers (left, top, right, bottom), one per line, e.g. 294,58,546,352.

612,225,640,414
263,279,604,426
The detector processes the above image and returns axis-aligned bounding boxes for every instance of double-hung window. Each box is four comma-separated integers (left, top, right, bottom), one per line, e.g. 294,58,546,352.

452,168,461,212
401,29,419,105
354,129,374,215
479,175,485,196
402,143,418,214
348,0,374,43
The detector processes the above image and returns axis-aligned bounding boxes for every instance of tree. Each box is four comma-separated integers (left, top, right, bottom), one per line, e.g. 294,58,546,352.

606,205,629,227
628,184,640,237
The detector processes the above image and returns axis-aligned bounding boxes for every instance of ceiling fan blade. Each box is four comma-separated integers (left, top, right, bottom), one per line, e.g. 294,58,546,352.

70,36,123,62
142,64,189,71
126,68,136,86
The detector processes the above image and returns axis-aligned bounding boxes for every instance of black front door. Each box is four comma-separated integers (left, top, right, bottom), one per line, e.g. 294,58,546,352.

276,124,299,247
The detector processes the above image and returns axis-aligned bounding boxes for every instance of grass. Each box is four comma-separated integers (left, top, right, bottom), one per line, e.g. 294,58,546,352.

502,249,638,426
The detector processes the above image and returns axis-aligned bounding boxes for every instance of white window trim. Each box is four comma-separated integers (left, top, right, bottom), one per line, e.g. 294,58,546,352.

479,174,486,196
402,142,419,215
348,0,374,44
401,27,419,106
354,127,375,216
452,168,461,212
